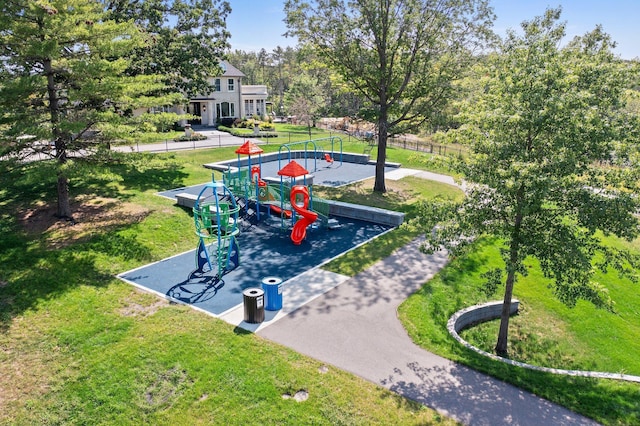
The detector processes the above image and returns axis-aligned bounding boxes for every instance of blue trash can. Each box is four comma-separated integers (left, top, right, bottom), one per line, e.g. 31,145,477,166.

262,277,283,311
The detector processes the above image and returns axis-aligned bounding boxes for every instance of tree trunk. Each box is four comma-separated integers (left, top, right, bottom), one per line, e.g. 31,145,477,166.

495,191,525,355
44,57,72,220
56,172,72,219
374,112,388,193
495,268,516,355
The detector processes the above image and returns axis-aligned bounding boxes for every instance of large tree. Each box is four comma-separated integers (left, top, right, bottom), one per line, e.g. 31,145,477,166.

0,0,184,219
423,9,640,355
284,0,494,192
106,0,231,98
285,71,325,137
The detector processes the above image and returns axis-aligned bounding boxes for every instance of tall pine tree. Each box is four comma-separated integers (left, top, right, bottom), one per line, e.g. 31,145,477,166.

0,0,186,219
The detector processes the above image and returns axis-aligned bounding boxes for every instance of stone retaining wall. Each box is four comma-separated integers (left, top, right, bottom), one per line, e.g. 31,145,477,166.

447,300,640,383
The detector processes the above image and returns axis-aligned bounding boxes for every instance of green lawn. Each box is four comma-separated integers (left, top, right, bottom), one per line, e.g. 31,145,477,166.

315,175,464,276
0,147,458,425
142,130,638,425
398,236,640,425
3,136,637,424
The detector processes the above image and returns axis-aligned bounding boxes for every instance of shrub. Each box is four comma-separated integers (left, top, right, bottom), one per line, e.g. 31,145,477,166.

217,125,277,138
241,118,255,129
174,132,207,142
217,117,235,127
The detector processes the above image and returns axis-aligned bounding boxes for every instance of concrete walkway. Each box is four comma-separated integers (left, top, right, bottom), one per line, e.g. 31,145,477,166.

258,236,599,425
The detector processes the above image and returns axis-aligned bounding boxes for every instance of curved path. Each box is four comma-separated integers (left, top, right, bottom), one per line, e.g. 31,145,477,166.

258,171,599,426
111,129,261,153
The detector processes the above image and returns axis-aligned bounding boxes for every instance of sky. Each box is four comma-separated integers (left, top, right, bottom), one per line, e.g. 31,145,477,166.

225,0,640,60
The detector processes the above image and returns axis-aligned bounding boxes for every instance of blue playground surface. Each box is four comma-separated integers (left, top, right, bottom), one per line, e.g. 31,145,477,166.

118,216,391,316
118,151,398,319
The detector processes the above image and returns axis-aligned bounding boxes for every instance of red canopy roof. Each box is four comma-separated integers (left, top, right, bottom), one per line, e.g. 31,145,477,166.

235,140,264,155
277,160,309,177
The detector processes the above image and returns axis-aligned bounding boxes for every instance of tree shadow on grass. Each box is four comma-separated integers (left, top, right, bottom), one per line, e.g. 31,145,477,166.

0,152,189,211
435,237,495,287
0,237,115,333
71,153,190,199
0,153,192,332
0,203,159,331
102,153,190,194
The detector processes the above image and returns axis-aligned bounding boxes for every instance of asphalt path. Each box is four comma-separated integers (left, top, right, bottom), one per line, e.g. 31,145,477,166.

258,237,599,425
111,129,263,153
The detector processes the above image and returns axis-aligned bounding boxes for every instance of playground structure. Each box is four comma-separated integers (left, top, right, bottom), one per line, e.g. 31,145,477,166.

277,137,343,173
222,139,335,232
191,137,342,278
192,180,241,280
125,145,405,315
277,161,320,245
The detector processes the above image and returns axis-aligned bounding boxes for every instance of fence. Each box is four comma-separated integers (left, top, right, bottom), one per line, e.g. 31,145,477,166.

267,130,466,157
111,128,467,157
387,136,467,157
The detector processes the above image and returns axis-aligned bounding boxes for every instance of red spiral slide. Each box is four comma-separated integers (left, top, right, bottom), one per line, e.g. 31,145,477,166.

290,185,318,245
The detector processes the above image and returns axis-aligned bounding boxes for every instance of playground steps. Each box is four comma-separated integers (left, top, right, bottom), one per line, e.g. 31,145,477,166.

176,192,198,208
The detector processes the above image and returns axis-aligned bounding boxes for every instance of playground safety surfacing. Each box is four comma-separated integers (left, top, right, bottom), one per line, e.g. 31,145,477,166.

118,216,392,330
118,156,399,330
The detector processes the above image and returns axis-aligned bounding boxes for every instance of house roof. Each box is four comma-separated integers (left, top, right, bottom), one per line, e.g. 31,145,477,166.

220,60,245,78
277,160,309,178
235,140,264,155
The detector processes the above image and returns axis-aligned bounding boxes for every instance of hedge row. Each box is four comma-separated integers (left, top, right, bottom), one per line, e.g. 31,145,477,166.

217,125,278,138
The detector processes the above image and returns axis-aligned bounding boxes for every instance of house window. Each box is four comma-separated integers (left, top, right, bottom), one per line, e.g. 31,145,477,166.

150,106,171,113
228,78,235,91
244,99,254,116
256,100,264,116
216,102,235,118
214,78,221,92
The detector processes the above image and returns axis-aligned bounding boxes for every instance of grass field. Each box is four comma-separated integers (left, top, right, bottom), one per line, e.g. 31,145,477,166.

0,143,460,425
398,236,640,425
2,129,638,424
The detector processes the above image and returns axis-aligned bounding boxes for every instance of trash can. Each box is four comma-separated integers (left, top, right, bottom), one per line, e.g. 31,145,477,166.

243,287,265,323
261,277,283,311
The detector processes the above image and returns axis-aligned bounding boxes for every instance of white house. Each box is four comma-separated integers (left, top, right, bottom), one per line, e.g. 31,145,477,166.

187,61,268,126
